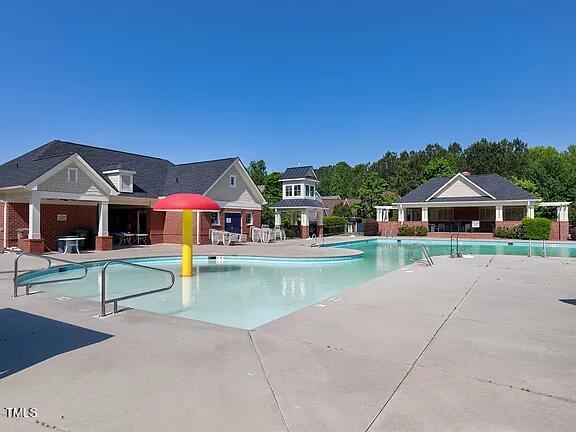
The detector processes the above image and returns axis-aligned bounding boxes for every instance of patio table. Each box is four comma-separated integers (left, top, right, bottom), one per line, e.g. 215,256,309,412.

58,237,85,254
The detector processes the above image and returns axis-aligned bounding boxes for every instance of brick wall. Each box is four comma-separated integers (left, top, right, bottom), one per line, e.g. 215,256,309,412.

495,221,522,229
40,204,98,250
5,203,28,248
550,221,569,241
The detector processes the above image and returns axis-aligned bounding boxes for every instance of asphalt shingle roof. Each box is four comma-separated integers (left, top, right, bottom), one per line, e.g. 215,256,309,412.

0,140,238,199
271,199,326,209
280,166,317,180
395,173,537,204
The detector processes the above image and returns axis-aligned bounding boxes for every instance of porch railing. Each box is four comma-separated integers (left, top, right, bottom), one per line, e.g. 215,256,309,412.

428,220,495,234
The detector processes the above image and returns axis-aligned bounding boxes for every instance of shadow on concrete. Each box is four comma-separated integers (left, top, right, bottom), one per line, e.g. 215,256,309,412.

559,299,576,306
0,308,112,379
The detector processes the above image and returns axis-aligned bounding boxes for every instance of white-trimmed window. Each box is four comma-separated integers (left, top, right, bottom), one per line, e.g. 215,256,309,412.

504,206,525,221
67,167,78,183
285,185,293,197
229,175,237,188
293,185,301,196
246,212,253,225
120,174,133,192
211,212,220,225
305,184,315,197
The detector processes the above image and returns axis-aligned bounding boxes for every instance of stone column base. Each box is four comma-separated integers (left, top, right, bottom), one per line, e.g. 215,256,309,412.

300,225,309,239
96,236,113,251
21,239,45,255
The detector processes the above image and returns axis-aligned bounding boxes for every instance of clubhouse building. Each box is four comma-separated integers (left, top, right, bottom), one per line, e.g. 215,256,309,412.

376,172,570,240
0,140,266,253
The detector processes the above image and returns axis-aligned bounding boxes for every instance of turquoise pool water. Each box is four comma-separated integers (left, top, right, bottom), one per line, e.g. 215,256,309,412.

20,239,576,329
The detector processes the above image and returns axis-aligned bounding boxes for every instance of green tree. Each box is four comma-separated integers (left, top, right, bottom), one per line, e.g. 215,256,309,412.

332,203,353,218
354,172,387,218
423,157,457,180
247,160,267,186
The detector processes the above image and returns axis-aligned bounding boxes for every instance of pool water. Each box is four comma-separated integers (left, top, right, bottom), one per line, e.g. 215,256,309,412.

20,239,576,329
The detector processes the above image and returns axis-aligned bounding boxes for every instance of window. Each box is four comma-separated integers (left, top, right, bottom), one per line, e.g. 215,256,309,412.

310,185,315,196
305,185,315,197
120,175,132,192
405,208,422,221
429,207,454,221
211,212,220,225
479,207,496,221
285,185,293,197
293,185,301,196
504,206,525,221
229,175,236,188
246,212,253,225
67,167,78,183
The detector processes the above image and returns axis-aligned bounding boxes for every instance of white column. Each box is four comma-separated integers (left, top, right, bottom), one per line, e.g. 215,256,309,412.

28,191,41,239
274,209,281,228
291,211,297,225
558,205,569,222
376,208,381,222
300,210,309,226
527,203,535,219
317,210,324,226
98,201,109,236
398,207,405,223
384,209,390,222
421,207,428,222
495,204,503,222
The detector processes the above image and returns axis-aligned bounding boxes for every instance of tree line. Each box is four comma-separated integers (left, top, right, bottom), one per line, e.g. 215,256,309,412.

248,138,576,224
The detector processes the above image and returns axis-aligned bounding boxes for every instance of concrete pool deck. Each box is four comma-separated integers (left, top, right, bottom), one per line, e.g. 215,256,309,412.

1,242,575,431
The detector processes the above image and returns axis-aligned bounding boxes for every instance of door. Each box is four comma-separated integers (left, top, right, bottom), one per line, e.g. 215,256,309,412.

137,211,148,234
225,213,241,233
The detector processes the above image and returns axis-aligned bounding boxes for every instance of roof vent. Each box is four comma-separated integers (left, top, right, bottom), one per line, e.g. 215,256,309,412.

462,171,471,176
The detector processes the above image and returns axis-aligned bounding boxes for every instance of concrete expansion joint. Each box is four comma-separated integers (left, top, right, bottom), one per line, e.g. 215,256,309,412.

364,256,494,432
247,331,290,432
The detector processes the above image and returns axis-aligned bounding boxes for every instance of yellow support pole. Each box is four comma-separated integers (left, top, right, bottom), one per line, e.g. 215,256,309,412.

181,210,194,277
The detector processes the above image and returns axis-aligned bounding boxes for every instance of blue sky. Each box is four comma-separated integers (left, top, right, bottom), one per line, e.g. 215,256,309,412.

1,1,574,171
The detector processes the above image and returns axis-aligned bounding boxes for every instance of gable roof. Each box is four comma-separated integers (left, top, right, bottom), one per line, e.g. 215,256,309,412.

280,166,317,180
396,173,537,204
0,140,243,199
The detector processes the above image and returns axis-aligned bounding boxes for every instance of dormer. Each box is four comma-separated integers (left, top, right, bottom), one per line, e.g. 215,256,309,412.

102,168,136,193
279,166,320,200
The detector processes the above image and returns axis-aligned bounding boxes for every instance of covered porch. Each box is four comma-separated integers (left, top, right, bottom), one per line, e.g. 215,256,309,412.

272,207,325,239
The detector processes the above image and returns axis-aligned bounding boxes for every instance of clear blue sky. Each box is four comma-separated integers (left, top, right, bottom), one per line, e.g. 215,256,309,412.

1,1,574,171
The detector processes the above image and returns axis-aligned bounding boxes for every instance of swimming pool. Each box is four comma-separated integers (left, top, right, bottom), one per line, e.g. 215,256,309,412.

18,239,576,329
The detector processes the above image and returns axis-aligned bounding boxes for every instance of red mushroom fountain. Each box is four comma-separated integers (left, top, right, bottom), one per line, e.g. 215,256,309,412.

153,194,220,277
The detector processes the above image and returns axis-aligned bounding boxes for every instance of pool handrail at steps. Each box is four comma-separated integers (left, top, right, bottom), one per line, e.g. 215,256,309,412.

13,252,89,297
450,233,462,258
100,259,175,317
408,242,434,266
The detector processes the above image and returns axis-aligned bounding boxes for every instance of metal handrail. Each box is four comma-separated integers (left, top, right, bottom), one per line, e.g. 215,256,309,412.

542,239,547,258
450,233,462,258
409,242,434,266
528,239,548,258
13,252,89,297
100,260,175,317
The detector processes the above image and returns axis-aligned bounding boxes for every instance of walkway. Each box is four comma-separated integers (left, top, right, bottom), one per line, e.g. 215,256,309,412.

0,247,575,431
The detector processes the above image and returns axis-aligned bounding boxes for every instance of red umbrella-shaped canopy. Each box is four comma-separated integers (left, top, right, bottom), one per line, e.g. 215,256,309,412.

153,194,220,212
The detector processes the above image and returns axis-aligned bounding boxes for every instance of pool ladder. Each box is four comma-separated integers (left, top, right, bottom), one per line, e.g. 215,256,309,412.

450,233,462,258
408,242,434,266
12,253,176,317
528,239,547,258
310,234,324,247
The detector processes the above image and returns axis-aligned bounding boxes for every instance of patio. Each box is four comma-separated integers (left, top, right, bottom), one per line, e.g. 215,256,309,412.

1,244,575,431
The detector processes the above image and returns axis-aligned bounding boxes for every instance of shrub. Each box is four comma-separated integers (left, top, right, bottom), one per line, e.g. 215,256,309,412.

522,217,551,240
363,218,379,236
323,216,348,236
397,224,428,236
493,225,522,239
